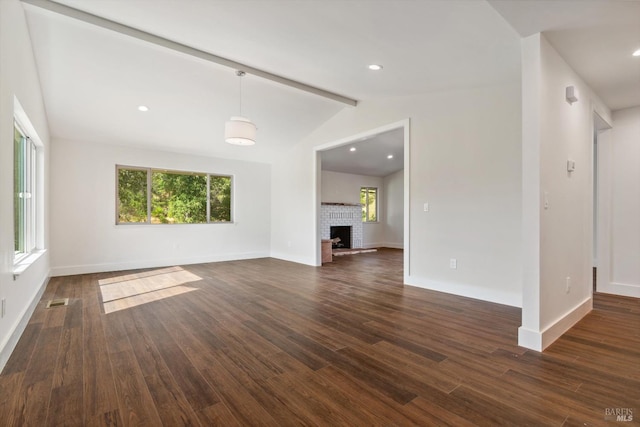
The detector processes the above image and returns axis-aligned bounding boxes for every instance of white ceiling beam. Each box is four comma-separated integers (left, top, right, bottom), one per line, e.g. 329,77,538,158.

21,0,358,107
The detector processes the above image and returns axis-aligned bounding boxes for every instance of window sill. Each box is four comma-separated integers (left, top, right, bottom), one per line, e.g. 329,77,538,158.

13,249,47,280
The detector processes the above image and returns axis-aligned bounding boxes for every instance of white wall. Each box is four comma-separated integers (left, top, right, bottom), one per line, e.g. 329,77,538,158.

321,170,381,205
383,169,404,248
0,0,51,370
272,78,522,306
519,34,612,351
320,170,385,247
597,107,640,297
50,140,271,275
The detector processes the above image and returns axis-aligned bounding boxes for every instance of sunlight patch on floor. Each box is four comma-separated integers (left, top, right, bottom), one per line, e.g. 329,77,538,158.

99,266,201,314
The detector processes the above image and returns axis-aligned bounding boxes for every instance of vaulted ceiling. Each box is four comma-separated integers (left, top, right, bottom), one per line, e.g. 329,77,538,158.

22,0,640,168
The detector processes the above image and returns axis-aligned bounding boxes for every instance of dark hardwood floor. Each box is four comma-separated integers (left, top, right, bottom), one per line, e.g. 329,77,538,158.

0,248,638,426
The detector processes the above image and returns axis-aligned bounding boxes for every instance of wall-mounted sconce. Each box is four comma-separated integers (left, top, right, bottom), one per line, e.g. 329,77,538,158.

566,86,579,104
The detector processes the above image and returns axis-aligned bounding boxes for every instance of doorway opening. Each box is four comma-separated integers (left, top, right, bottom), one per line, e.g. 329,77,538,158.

313,119,410,282
593,112,612,294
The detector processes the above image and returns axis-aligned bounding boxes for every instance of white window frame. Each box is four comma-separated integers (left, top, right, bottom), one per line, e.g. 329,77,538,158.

361,186,378,223
13,100,44,272
116,165,234,225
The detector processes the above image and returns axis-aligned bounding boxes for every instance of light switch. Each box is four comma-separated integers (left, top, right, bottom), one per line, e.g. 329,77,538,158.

423,203,429,212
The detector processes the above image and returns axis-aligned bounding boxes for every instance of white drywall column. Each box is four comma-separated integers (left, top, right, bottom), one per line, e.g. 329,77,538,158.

519,33,543,348
382,170,404,248
519,33,611,351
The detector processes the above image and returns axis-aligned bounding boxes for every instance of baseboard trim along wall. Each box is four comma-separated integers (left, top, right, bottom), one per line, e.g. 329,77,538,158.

597,281,640,299
363,242,404,249
518,296,592,352
50,251,270,277
0,276,49,372
405,276,522,308
270,252,317,267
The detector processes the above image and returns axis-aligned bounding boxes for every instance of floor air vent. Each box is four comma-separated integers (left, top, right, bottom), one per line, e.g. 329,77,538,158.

46,298,69,308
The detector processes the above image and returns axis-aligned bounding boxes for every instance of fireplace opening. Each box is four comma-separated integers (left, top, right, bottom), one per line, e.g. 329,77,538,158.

330,226,352,249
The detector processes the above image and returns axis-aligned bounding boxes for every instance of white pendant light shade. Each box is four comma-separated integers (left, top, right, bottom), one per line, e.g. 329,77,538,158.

225,116,256,146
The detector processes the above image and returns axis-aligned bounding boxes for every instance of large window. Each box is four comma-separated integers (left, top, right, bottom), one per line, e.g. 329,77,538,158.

360,187,378,222
117,166,232,224
14,122,38,260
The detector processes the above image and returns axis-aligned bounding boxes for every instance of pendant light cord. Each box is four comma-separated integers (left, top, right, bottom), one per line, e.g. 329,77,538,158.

236,70,245,117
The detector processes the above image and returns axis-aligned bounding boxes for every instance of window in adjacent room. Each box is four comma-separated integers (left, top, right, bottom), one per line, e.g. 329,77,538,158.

117,166,233,224
360,187,378,222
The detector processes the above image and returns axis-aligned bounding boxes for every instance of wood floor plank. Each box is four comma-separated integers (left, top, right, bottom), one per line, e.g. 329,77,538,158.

1,323,42,375
197,362,280,426
242,319,329,371
313,365,419,425
103,312,162,426
448,384,550,426
1,249,638,425
0,372,25,424
52,326,83,389
47,383,84,427
132,305,219,412
403,396,479,427
84,409,122,427
143,373,203,427
212,351,307,425
196,403,242,427
108,347,163,426
83,303,120,424
264,371,372,426
12,380,52,426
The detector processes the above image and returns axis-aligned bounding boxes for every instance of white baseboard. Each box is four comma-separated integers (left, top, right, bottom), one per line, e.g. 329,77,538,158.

517,327,543,352
518,296,592,352
270,252,317,266
50,251,270,276
0,276,49,373
405,275,521,308
363,242,403,249
597,281,640,298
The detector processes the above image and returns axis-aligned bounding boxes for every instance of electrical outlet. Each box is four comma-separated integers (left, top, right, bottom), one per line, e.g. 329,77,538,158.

450,258,457,269
544,191,550,210
565,277,571,294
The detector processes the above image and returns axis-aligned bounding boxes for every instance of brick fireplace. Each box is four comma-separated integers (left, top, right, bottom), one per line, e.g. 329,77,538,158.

320,203,363,248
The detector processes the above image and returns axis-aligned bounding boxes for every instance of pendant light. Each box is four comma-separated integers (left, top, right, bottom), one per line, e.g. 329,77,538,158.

225,70,257,146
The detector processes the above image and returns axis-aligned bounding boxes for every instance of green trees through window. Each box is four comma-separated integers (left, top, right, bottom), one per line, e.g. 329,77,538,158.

152,171,207,224
117,166,232,224
14,123,37,256
360,187,377,222
118,169,147,223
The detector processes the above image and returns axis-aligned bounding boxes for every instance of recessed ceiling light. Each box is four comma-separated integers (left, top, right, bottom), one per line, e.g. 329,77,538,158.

368,64,383,71
387,154,393,159
349,147,356,152
633,49,640,57
138,105,149,112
